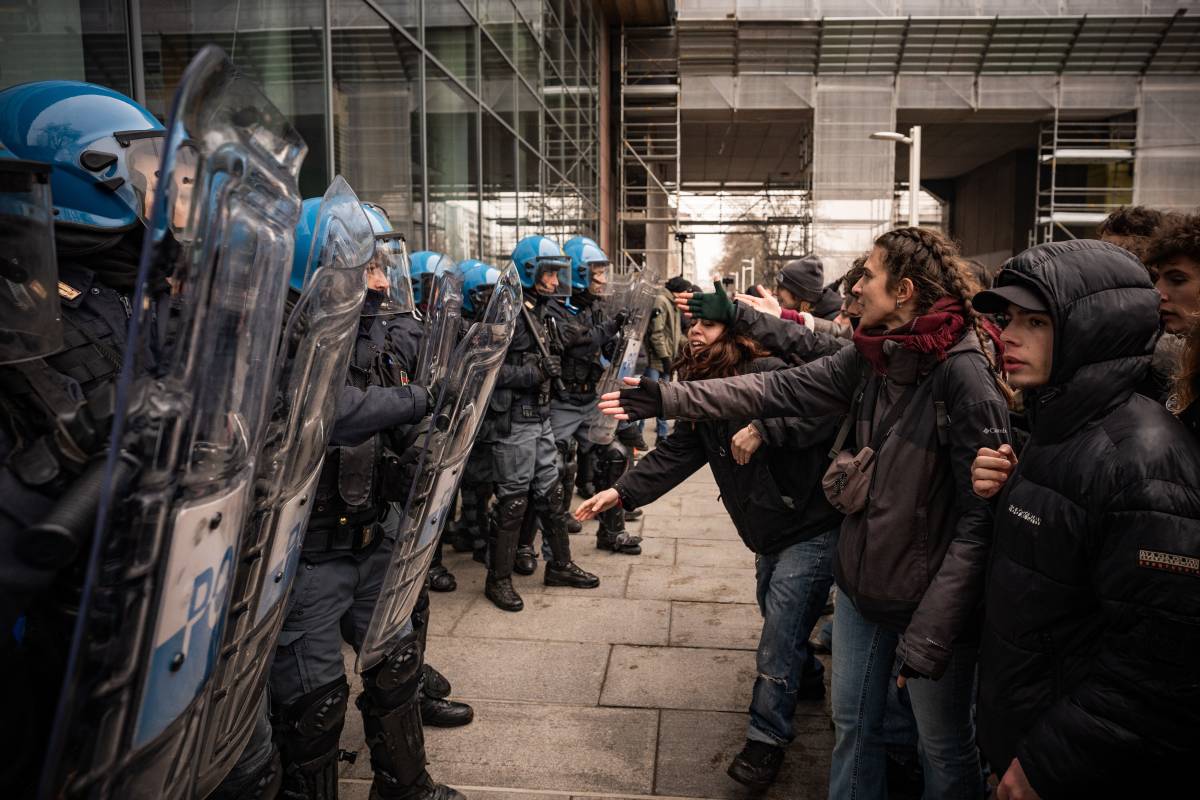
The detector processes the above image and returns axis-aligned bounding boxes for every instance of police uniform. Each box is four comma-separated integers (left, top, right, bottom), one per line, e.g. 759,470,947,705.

483,290,599,611
544,291,642,555
0,253,166,797
268,311,462,800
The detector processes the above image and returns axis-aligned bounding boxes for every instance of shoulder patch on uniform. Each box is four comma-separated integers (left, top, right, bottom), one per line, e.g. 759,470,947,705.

1138,549,1200,578
58,281,81,301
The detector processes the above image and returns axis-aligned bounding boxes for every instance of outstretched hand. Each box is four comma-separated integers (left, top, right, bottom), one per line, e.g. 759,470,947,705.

734,286,781,318
674,280,735,323
598,376,663,421
575,488,621,521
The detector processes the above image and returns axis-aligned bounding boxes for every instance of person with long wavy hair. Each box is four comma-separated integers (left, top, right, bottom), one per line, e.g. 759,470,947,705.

577,316,844,791
1177,319,1200,439
602,227,1012,799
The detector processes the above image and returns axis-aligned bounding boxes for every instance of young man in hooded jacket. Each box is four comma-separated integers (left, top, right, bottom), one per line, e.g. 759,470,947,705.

970,239,1200,800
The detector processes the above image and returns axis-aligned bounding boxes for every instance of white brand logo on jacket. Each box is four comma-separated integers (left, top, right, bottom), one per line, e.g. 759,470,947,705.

1008,504,1041,527
1138,549,1200,578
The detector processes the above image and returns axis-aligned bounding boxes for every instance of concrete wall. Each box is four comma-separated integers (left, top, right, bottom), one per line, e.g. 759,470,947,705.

951,149,1037,272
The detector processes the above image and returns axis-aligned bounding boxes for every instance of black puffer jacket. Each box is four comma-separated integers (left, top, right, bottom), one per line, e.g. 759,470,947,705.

977,240,1200,797
615,357,842,554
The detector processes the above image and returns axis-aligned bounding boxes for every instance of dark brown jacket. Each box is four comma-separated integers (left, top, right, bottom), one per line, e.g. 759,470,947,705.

658,329,1010,678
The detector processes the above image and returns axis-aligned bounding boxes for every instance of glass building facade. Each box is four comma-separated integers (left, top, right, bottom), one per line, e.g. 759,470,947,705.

1,0,605,265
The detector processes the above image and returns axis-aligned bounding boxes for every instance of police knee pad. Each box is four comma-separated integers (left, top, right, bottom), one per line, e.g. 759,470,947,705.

360,632,423,711
355,634,429,791
594,442,631,489
493,492,528,531
274,677,350,800
535,482,565,514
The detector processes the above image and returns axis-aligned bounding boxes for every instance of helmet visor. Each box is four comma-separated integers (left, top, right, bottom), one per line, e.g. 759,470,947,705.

0,159,62,363
533,255,571,299
587,261,611,296
362,231,415,316
87,129,199,235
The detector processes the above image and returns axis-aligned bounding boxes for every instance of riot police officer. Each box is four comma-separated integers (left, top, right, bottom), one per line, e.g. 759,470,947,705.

443,260,502,561
483,236,600,612
268,203,469,800
409,249,454,316
0,82,174,798
547,237,642,557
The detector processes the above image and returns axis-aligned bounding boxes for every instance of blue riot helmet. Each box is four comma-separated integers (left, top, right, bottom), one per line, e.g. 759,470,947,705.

361,202,416,315
0,151,62,362
563,235,611,296
457,258,502,317
0,80,171,232
511,235,571,298
409,250,453,308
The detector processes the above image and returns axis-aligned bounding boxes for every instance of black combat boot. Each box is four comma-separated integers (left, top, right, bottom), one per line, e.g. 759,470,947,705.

419,694,474,728
421,663,451,699
535,487,599,589
427,541,456,592
484,494,525,611
514,544,537,576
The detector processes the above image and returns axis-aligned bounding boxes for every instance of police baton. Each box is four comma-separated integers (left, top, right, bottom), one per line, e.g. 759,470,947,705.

520,303,567,395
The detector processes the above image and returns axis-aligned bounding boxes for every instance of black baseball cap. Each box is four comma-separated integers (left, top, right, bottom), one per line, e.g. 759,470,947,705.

972,280,1048,315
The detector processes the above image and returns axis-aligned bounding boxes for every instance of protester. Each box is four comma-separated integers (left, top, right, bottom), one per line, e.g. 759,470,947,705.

1096,205,1167,263
969,240,1200,798
1146,212,1200,338
603,227,1011,799
576,315,841,791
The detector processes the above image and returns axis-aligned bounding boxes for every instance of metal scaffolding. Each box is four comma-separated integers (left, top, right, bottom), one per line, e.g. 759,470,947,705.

1035,115,1136,244
618,25,680,278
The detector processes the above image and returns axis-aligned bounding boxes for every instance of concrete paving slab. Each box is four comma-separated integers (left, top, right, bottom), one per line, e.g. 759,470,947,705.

655,710,831,800
626,565,758,604
421,700,659,794
670,601,763,651
424,634,610,706
675,538,755,569
452,594,670,646
639,514,741,542
622,534,675,564
600,644,756,712
633,494,682,517
673,497,730,518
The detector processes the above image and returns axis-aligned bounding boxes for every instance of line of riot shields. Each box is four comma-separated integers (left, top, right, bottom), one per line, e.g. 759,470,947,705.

0,42,659,800
0,45,523,800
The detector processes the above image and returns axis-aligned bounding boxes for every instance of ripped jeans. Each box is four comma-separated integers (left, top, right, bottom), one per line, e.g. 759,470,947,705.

747,528,838,746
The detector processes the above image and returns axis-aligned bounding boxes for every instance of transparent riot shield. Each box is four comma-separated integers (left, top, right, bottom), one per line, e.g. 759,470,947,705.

414,269,465,389
41,45,306,800
0,157,61,363
587,277,657,446
193,176,372,796
358,265,522,671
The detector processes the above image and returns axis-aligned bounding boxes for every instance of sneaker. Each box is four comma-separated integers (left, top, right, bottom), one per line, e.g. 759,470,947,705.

726,739,784,791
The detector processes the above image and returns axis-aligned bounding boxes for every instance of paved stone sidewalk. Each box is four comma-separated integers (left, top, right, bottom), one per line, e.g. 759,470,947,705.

339,461,833,800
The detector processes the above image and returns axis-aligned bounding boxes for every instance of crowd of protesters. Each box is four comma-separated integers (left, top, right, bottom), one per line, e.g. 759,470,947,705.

582,206,1200,799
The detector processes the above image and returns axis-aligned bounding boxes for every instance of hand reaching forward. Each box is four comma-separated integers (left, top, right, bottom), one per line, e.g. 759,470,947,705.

598,376,663,421
575,488,621,521
734,287,781,318
971,444,1018,498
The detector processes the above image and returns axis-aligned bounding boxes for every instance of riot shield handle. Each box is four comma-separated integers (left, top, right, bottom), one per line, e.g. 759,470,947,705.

18,451,141,569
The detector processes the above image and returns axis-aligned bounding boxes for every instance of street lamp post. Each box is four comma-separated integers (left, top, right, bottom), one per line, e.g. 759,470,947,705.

870,126,922,228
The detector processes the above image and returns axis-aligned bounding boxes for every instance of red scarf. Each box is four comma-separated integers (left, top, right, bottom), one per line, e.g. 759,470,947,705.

852,297,968,375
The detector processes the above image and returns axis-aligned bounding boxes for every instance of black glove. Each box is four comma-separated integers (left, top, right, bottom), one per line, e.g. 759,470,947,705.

611,310,629,330
617,376,663,421
686,280,735,323
539,356,563,381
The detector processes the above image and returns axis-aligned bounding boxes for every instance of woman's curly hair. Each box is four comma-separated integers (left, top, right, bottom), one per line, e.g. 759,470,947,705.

672,322,772,381
1175,319,1200,413
872,227,1012,404
1145,211,1200,271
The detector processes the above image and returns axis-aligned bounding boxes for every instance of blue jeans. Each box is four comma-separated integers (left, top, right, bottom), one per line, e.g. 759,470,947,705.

637,367,670,438
746,529,837,747
830,594,982,800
